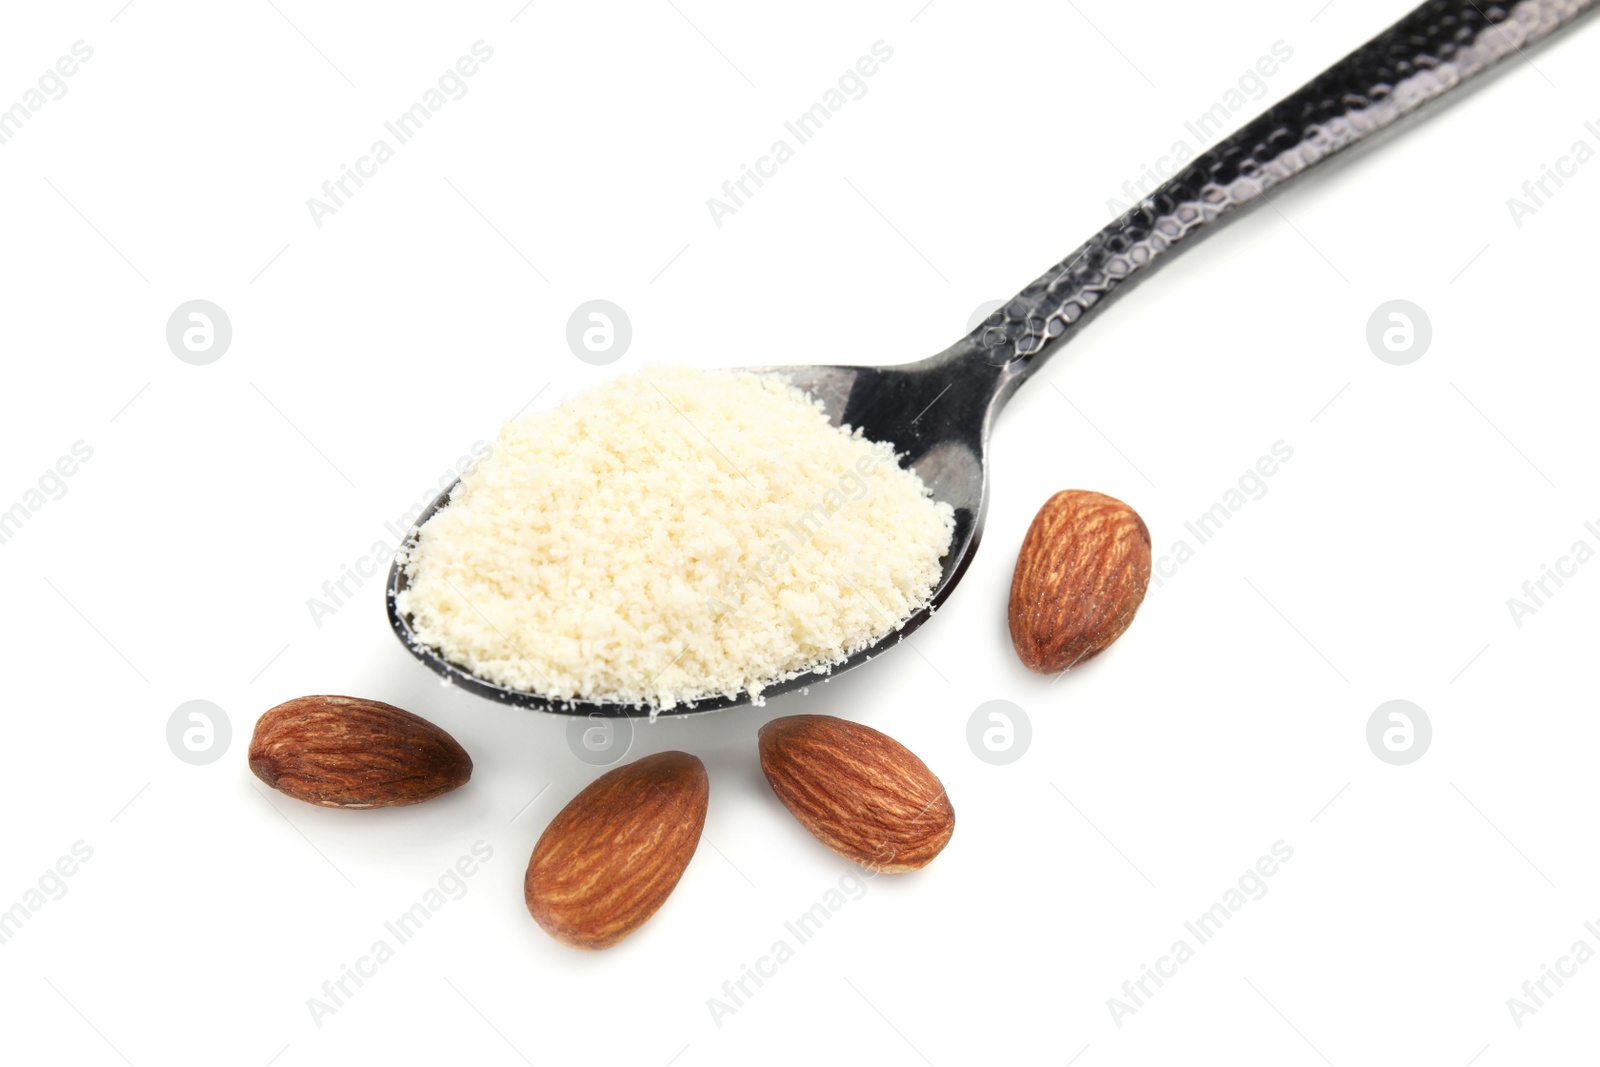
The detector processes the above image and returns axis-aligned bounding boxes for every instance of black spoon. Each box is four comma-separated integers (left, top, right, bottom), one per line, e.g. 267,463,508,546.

388,0,1595,716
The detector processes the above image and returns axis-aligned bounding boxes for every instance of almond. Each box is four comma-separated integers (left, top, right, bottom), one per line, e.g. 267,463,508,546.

248,695,472,808
525,751,708,950
1008,489,1151,673
758,715,953,873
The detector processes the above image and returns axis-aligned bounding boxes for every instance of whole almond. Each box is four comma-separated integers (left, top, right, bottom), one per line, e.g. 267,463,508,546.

1008,489,1151,673
525,750,708,950
758,715,953,873
248,695,472,808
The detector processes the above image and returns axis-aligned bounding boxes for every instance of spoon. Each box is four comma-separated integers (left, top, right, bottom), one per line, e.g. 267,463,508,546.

389,0,1594,716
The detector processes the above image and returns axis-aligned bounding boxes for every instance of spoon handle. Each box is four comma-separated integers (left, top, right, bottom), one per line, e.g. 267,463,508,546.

977,0,1594,379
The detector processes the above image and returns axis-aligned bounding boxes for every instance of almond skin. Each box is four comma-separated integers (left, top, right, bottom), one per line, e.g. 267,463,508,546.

525,751,708,950
1008,489,1151,673
248,695,472,808
758,715,953,873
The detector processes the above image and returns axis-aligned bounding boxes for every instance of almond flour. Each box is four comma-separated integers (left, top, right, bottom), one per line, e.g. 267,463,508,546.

396,366,954,708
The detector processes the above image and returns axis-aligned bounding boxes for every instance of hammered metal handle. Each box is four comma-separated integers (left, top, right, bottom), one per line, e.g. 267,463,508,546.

976,0,1595,370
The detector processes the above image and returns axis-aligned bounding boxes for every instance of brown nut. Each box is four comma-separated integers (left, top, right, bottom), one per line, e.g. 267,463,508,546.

524,751,709,950
759,714,954,873
1008,489,1151,673
248,695,472,808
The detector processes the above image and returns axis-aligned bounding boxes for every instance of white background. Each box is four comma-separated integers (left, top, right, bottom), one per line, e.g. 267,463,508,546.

1,1,1597,1064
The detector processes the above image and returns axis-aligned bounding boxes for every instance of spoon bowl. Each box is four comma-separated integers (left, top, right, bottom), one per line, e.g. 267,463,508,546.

386,343,1008,716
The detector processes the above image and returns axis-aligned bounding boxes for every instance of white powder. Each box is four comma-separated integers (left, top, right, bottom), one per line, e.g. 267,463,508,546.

396,366,955,708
